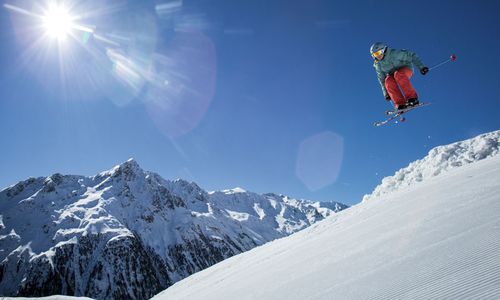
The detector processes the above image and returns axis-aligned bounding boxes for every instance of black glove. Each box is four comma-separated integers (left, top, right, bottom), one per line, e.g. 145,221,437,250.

420,67,429,75
385,94,391,101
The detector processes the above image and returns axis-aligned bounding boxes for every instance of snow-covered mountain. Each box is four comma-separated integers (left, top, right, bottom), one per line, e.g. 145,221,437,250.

153,130,500,300
0,160,347,299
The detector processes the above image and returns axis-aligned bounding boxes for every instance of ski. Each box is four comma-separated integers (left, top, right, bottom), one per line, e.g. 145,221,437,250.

374,102,431,127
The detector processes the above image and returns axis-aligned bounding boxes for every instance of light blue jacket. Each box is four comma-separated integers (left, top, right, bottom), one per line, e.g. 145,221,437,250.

373,48,426,97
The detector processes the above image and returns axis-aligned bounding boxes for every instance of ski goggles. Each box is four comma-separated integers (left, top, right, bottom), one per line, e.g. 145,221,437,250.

372,49,385,59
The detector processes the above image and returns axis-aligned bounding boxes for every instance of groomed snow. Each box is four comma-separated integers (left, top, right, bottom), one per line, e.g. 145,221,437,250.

153,148,500,299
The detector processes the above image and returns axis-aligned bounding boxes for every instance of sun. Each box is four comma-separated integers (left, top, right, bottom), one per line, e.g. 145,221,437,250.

42,4,74,40
5,2,95,48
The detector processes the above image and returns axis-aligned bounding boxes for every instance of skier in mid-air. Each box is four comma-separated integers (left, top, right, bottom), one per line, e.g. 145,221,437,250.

370,42,429,110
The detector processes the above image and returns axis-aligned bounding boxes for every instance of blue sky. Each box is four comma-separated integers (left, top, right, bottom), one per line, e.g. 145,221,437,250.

1,0,499,206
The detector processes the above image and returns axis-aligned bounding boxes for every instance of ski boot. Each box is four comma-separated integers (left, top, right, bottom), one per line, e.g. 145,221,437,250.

407,98,420,107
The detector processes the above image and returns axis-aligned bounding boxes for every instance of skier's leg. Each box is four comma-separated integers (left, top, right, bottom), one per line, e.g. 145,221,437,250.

394,68,418,100
385,75,406,107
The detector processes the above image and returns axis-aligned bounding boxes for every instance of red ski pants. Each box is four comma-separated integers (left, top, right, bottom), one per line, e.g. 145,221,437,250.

385,67,418,106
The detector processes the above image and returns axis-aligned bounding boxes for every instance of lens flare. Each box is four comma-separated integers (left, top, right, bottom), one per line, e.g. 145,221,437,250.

144,31,217,138
296,131,344,191
3,1,216,138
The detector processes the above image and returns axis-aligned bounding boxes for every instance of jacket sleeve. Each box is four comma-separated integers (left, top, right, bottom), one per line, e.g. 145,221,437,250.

374,62,388,97
405,50,425,70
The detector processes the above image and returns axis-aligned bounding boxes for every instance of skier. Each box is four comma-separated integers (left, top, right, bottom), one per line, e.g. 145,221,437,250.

370,42,429,110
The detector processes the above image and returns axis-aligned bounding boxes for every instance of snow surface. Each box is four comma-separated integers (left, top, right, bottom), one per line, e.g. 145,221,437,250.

363,130,499,202
153,131,500,300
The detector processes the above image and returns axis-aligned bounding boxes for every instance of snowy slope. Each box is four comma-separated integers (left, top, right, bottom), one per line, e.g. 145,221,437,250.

153,131,500,300
363,130,499,202
0,160,346,299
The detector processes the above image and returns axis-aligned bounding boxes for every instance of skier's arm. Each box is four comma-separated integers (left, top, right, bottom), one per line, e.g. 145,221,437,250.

374,63,388,98
406,50,425,71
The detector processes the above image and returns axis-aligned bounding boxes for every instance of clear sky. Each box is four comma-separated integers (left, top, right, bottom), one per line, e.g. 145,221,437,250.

1,0,499,206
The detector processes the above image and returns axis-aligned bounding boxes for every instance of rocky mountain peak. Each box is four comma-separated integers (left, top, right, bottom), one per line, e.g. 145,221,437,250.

110,158,145,181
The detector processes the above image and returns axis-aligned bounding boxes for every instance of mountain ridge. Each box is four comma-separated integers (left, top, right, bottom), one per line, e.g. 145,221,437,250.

0,159,347,299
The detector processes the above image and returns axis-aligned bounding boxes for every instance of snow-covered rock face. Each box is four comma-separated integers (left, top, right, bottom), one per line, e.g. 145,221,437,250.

0,159,347,299
363,130,500,202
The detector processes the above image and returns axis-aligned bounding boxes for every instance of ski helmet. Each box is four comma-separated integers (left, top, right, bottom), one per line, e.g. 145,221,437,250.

370,42,387,59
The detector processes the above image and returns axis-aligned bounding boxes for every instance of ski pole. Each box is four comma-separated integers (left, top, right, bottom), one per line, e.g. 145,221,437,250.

429,54,457,71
